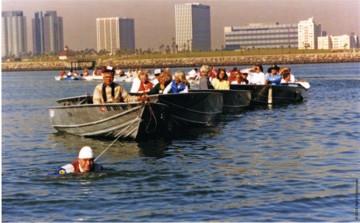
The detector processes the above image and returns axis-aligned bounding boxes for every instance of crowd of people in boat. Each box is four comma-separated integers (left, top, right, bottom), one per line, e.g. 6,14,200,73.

92,64,299,105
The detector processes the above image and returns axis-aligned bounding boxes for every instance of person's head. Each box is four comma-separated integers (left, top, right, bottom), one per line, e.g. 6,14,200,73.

138,70,149,83
217,68,228,81
102,67,115,86
270,65,280,74
280,67,290,75
200,65,210,77
174,71,186,84
78,146,94,173
161,72,173,86
254,64,263,73
282,71,291,81
154,68,162,79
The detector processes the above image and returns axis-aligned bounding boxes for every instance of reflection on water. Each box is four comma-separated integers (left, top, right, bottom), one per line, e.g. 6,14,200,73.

2,63,360,221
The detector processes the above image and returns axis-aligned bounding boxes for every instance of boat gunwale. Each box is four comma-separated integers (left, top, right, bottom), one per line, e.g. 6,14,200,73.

231,83,308,91
51,105,144,128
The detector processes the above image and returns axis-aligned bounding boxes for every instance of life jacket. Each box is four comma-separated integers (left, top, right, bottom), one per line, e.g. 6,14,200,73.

170,80,186,93
102,83,116,102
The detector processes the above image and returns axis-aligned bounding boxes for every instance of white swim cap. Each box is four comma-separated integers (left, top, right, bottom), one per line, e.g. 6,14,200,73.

78,146,94,159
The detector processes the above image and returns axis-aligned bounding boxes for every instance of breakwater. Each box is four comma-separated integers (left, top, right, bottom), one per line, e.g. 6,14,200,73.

2,52,360,71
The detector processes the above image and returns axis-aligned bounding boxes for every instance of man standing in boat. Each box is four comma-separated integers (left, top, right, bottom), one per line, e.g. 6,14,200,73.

93,66,144,105
57,146,103,175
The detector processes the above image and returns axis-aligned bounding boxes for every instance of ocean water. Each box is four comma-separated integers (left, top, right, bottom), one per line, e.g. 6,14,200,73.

2,62,360,221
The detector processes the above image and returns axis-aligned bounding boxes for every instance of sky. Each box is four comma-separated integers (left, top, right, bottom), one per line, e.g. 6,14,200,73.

2,0,360,51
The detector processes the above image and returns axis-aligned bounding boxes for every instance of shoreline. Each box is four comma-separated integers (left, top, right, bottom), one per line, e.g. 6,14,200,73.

2,52,360,71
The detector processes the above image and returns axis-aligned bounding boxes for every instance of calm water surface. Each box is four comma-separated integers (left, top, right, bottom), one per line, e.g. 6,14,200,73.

2,63,360,221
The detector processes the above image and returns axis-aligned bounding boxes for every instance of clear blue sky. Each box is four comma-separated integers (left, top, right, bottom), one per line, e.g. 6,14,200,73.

3,0,360,50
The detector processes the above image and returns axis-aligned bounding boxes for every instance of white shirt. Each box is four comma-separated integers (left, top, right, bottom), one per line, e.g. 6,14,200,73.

247,72,266,85
130,78,141,93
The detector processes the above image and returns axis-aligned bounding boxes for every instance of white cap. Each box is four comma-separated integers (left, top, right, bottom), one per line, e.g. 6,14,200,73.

78,146,94,159
153,68,161,75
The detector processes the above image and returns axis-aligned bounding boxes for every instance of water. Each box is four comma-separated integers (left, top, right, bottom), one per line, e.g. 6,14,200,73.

2,63,360,221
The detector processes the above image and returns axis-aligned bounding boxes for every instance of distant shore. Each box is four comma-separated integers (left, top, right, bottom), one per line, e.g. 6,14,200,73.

2,51,360,71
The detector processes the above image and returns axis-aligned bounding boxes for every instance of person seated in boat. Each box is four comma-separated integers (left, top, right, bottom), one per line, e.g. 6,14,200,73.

149,72,173,95
265,65,282,85
136,70,153,94
163,71,189,94
82,68,89,77
199,65,214,90
58,70,66,79
152,68,162,85
211,68,230,90
228,67,239,83
280,67,296,83
280,70,291,84
130,70,141,93
209,66,217,80
187,68,199,81
93,67,140,104
231,71,248,85
246,64,266,85
57,146,103,175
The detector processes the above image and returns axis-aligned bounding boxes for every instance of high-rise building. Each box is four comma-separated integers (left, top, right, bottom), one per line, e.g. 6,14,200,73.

298,17,321,49
175,3,211,51
224,23,298,50
33,11,64,54
2,11,27,57
96,17,135,53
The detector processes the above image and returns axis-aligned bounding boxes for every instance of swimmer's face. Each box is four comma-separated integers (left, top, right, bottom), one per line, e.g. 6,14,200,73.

79,158,94,173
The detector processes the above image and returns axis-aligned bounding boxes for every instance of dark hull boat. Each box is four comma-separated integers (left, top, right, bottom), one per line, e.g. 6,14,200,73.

191,89,251,113
230,84,308,105
48,95,169,140
158,92,223,127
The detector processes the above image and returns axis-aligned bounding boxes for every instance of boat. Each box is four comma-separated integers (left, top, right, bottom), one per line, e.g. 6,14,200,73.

230,83,309,105
190,89,251,113
54,75,84,81
157,92,223,127
48,95,170,140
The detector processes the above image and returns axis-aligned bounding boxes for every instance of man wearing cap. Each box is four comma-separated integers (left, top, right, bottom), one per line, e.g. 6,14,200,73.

93,66,139,104
151,68,162,85
265,65,282,85
57,146,103,175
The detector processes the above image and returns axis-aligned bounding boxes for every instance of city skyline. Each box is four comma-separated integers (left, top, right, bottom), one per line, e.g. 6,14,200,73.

2,0,360,51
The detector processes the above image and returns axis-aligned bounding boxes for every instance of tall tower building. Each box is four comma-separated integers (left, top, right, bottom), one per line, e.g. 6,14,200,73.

175,3,211,51
298,17,321,49
2,11,27,57
96,17,135,53
33,11,64,55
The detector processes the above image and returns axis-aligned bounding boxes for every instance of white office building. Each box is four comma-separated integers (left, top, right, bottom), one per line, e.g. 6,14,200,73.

317,36,332,49
331,35,356,49
175,3,211,51
298,17,321,49
96,17,135,53
2,11,27,57
224,23,298,50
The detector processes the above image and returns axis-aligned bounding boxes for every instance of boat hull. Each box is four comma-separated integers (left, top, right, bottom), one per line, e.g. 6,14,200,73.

230,84,308,105
158,92,223,127
190,89,251,113
49,96,169,140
